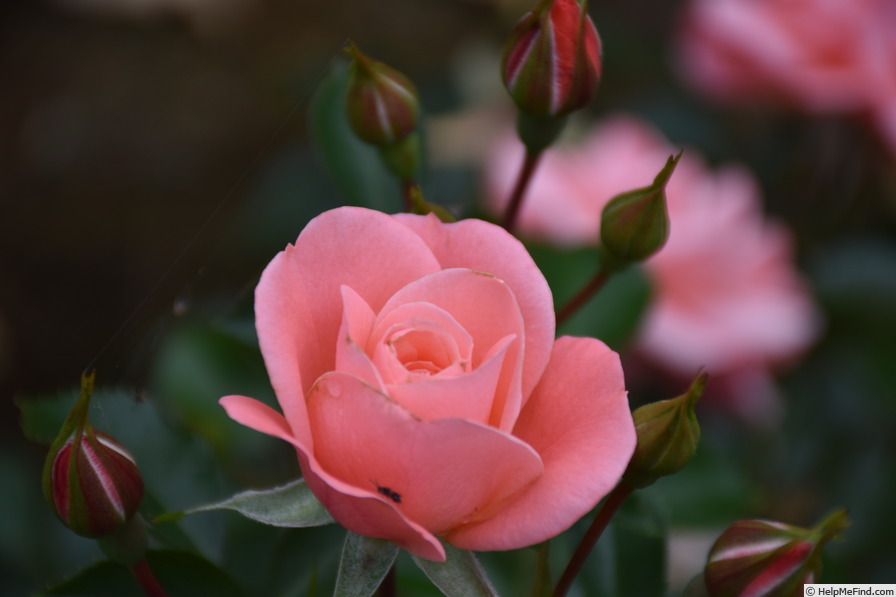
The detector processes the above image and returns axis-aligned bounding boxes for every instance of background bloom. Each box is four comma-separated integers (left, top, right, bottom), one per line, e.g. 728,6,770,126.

676,0,896,159
220,206,634,561
486,115,821,421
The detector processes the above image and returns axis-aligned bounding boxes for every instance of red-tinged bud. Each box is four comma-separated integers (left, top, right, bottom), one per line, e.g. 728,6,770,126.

599,152,679,269
704,510,850,597
344,42,420,147
42,372,144,538
501,0,602,118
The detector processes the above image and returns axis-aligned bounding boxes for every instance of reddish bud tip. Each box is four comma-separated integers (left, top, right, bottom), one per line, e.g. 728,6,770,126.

42,372,144,538
501,0,602,118
704,510,850,597
344,42,420,147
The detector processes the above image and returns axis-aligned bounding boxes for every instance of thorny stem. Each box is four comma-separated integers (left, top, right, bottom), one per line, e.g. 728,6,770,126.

130,558,168,597
555,267,612,328
552,482,634,597
503,150,542,234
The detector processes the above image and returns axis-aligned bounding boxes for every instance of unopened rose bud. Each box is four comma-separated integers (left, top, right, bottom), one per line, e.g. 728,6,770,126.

344,42,420,147
501,0,602,119
622,371,704,489
42,372,145,538
704,510,850,597
600,152,679,269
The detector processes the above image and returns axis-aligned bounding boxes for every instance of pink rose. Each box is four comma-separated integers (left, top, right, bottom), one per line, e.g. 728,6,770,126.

676,0,896,157
486,116,820,421
220,206,635,561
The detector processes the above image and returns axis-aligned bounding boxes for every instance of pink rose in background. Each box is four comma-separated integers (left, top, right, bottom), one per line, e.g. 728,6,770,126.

677,0,896,158
486,116,821,421
220,206,635,561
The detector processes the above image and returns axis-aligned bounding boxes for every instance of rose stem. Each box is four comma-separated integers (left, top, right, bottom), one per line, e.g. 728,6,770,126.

503,150,542,234
130,558,168,597
551,482,634,597
402,178,416,212
531,541,552,597
555,267,611,328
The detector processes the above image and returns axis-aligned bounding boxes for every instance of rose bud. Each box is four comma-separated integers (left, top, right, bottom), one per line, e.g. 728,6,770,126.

704,509,850,596
622,371,705,489
501,0,602,119
599,152,679,269
42,372,145,538
344,42,420,148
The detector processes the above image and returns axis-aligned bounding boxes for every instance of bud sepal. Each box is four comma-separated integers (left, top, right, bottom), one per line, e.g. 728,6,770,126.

42,372,145,538
704,510,850,597
501,0,602,118
599,151,679,270
622,371,705,489
344,42,420,148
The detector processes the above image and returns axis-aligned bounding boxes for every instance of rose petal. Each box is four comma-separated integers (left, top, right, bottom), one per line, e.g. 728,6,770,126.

219,395,299,448
394,214,555,414
335,285,385,391
305,372,544,538
386,334,515,423
256,207,441,446
445,336,635,551
369,301,473,385
376,268,525,429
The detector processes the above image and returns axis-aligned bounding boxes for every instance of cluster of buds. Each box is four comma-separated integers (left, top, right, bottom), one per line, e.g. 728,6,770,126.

700,510,850,596
343,42,421,182
42,372,145,542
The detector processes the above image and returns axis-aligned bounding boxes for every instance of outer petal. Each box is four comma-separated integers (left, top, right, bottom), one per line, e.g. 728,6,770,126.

445,336,635,551
220,394,445,561
256,207,441,448
393,214,555,421
306,372,544,539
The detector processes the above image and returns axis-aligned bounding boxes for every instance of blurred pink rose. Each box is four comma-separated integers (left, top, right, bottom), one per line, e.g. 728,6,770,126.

220,206,635,561
677,0,896,157
486,116,820,421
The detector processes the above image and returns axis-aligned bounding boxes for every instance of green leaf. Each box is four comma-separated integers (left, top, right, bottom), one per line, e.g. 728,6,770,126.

39,550,246,597
412,543,499,597
186,479,335,527
333,532,399,597
308,60,402,212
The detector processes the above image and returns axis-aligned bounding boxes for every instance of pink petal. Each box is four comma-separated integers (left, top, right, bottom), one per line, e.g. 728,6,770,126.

305,372,544,540
219,395,299,448
386,335,515,423
393,214,555,411
255,207,441,446
376,268,525,430
445,336,635,551
335,286,385,391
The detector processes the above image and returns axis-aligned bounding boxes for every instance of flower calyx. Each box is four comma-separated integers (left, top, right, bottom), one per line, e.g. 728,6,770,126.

622,370,705,489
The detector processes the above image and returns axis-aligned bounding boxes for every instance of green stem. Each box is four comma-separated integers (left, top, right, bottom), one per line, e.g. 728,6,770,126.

555,266,612,328
503,150,542,234
130,558,168,597
402,178,417,212
552,482,634,597
531,542,552,597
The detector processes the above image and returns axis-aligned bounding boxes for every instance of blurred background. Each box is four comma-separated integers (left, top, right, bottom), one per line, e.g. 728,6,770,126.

3,0,895,594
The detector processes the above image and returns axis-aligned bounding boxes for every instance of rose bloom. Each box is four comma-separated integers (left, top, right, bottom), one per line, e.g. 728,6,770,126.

677,0,896,158
221,206,635,561
486,115,821,421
